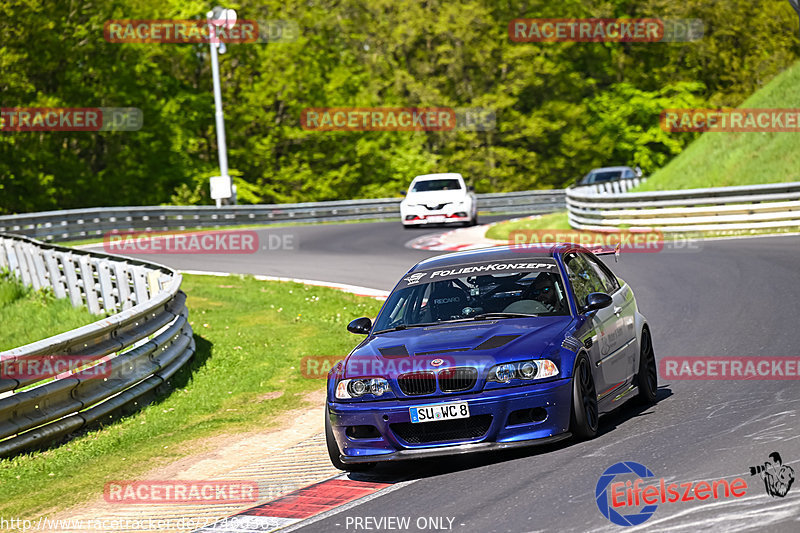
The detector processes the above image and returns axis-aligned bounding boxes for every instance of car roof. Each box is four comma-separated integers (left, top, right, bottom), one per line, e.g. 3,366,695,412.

410,243,590,272
412,173,463,182
588,166,632,173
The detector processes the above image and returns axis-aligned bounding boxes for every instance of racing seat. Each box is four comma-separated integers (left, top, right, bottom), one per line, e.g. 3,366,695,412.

429,282,469,321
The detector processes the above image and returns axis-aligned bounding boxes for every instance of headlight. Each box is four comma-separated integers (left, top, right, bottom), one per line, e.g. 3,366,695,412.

494,364,515,383
519,362,537,379
486,360,559,383
335,377,391,399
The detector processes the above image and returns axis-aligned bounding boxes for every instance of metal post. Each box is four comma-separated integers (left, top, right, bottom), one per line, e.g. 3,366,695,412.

208,15,229,208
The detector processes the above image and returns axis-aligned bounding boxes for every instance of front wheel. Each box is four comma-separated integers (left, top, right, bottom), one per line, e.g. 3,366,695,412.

570,354,599,440
325,410,375,472
635,328,658,405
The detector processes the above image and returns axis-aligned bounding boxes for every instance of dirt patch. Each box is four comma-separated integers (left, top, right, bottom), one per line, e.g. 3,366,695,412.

256,390,284,402
49,389,328,529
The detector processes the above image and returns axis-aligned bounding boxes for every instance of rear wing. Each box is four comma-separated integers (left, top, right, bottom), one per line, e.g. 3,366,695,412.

588,242,621,262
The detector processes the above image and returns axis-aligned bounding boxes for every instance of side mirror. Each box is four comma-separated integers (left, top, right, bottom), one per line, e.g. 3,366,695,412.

399,190,406,196
468,185,474,192
583,292,612,313
347,317,372,334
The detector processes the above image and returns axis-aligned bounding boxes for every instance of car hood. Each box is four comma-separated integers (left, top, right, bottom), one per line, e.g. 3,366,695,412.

403,190,467,205
343,316,574,378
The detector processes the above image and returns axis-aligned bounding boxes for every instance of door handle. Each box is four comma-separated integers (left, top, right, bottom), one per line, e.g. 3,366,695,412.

613,306,622,315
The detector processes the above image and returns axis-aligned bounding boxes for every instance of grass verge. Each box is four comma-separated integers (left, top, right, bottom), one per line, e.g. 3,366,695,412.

484,211,571,241
0,274,382,520
0,273,98,351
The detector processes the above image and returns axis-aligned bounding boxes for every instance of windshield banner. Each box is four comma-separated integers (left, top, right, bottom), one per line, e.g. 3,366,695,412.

397,259,558,289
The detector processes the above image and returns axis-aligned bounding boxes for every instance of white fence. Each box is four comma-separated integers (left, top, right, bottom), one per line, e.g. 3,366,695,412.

0,234,194,456
567,181,800,232
570,177,646,195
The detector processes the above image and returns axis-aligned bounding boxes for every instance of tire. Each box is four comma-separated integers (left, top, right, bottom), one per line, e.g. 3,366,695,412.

325,410,375,472
635,328,658,405
569,354,599,440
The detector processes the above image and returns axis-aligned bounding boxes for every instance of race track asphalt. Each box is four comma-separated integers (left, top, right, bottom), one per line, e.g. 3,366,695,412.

89,222,800,532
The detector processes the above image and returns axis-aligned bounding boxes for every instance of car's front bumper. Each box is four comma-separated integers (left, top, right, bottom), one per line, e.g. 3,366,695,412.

341,433,572,463
402,214,471,226
328,378,573,463
400,204,473,225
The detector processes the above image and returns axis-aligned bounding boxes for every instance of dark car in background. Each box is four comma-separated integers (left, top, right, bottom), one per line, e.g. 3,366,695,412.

576,166,642,187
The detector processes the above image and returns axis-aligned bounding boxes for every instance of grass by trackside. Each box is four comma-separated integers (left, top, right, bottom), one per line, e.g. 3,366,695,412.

0,273,98,351
634,60,800,192
0,274,382,520
484,211,571,241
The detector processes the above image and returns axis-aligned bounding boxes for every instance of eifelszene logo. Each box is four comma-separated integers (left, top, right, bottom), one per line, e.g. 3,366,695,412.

596,462,658,526
749,452,795,498
595,461,748,526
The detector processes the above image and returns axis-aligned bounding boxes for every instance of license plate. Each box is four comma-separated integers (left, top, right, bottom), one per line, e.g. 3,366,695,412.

409,402,469,423
426,215,446,222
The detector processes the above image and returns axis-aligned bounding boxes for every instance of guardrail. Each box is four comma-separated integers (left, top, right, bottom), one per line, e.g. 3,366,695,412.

567,181,800,232
0,190,566,242
0,234,195,457
570,177,645,195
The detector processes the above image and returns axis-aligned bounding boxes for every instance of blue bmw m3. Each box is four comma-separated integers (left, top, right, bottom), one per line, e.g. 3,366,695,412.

325,243,657,471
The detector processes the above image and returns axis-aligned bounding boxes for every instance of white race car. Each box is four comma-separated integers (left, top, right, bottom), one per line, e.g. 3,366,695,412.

400,173,477,228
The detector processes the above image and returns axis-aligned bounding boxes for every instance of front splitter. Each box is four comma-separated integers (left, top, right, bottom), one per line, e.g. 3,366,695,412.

340,432,572,463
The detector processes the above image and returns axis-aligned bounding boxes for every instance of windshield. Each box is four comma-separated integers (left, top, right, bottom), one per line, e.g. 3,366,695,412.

585,170,623,184
374,260,569,332
411,179,462,192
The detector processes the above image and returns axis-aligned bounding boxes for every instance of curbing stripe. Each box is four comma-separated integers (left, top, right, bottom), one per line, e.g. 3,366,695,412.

277,478,420,533
195,475,396,532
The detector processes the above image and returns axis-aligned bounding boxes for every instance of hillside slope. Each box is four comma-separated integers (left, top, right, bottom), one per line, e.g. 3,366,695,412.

635,61,800,191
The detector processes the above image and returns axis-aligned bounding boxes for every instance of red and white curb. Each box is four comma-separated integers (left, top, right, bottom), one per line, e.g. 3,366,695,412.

195,475,408,532
405,219,523,252
407,233,494,252
179,270,389,300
